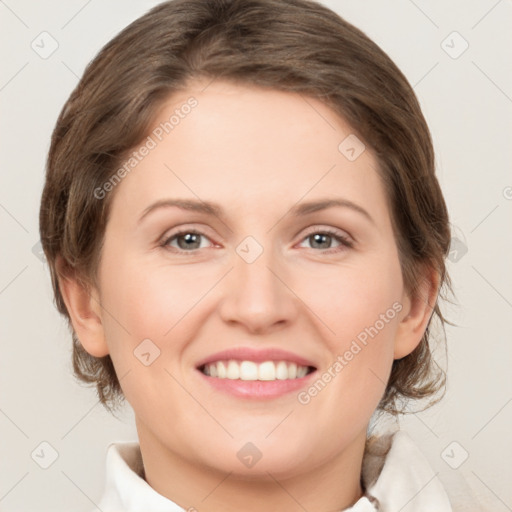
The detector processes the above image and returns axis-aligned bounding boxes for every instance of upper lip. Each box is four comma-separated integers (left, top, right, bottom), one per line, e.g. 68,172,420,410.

195,347,317,369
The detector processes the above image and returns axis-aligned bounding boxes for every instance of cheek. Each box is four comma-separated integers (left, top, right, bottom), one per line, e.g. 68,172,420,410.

103,257,197,330
304,256,403,344
96,260,204,412
98,257,218,370
301,257,402,396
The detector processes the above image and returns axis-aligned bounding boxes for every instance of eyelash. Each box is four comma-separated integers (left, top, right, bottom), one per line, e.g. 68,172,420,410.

160,227,354,255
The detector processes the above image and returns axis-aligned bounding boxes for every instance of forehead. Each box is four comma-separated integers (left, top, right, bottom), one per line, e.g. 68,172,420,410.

109,79,386,224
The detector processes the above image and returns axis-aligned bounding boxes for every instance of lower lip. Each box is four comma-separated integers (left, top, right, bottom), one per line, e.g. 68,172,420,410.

197,369,316,399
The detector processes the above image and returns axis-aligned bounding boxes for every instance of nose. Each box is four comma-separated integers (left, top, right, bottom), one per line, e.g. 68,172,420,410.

217,242,299,334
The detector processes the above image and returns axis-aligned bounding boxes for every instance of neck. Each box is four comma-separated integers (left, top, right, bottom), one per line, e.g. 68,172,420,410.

136,419,367,512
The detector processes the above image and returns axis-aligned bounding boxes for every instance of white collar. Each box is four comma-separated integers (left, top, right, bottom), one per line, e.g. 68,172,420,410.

95,430,452,511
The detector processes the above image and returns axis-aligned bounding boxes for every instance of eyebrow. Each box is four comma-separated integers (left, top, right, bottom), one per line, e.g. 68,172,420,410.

138,197,374,225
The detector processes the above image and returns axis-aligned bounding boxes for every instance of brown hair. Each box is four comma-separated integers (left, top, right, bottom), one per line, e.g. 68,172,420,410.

39,0,453,415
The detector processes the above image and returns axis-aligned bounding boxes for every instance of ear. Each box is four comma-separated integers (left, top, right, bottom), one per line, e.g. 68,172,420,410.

56,255,110,357
394,265,440,360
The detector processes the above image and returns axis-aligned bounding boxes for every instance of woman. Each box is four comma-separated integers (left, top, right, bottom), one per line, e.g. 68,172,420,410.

39,0,485,510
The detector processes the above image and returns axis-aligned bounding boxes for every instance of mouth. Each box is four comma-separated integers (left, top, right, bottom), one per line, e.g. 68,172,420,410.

195,347,318,399
199,360,316,381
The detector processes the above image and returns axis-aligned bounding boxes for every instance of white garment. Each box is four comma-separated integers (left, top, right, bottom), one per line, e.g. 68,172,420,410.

92,431,482,511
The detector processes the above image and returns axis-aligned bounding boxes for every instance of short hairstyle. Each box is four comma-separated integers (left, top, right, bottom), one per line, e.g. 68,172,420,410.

39,0,453,415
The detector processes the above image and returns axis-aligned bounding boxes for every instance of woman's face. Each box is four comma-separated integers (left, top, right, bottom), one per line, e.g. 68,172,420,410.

90,79,416,477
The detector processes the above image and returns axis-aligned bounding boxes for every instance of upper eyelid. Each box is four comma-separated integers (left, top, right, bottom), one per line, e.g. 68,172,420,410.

161,225,216,243
300,224,352,239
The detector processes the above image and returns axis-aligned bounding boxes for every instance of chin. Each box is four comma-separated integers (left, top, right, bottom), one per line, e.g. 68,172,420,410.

193,434,315,479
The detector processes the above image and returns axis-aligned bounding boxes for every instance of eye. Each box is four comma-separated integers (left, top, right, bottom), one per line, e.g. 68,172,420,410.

160,226,354,255
161,229,214,253
297,227,354,253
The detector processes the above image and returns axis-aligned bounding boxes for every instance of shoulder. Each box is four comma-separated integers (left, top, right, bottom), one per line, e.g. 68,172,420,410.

362,430,494,512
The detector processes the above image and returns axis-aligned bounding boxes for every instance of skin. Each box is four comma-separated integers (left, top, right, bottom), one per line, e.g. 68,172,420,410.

58,79,438,512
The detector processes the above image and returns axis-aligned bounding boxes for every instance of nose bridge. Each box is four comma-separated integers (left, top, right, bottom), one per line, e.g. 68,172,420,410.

218,234,296,332
237,236,279,295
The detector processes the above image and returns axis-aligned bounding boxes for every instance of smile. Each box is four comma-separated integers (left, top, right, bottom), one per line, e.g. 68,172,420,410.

195,347,318,398
200,360,314,381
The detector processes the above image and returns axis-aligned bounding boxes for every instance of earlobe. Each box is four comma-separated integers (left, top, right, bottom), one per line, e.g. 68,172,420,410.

56,256,110,358
394,266,440,360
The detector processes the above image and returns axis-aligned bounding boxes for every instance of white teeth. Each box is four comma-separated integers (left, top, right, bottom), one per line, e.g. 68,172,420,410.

202,360,311,381
276,361,288,380
240,361,258,380
258,361,275,381
217,361,227,378
288,362,297,379
226,360,239,380
297,365,308,378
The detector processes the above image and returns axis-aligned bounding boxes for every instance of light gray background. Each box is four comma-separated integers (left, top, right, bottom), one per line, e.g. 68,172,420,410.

1,1,511,511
